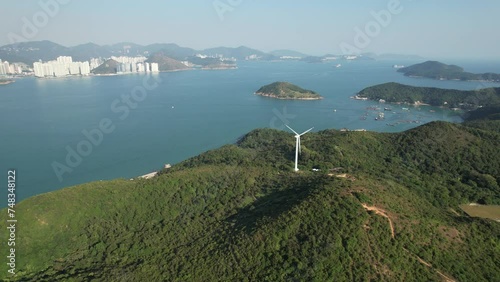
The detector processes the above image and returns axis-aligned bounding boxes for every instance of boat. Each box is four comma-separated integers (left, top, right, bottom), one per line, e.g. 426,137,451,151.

335,64,342,68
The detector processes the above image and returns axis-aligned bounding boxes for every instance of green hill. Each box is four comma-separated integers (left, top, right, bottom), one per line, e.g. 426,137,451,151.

91,59,119,75
269,49,309,58
1,120,500,281
398,61,500,82
186,56,237,70
462,104,500,132
357,82,500,109
256,82,322,100
146,52,190,71
202,46,277,60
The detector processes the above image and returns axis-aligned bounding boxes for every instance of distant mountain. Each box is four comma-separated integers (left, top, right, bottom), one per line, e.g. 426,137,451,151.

69,42,113,61
398,61,500,82
147,43,197,61
0,41,284,64
269,49,309,58
373,53,424,60
0,40,70,64
1,40,425,66
146,53,190,71
299,54,375,63
300,56,324,63
202,46,277,60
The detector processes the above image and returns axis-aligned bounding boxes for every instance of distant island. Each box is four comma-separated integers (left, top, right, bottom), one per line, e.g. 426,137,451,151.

357,82,500,110
397,61,500,82
255,82,322,100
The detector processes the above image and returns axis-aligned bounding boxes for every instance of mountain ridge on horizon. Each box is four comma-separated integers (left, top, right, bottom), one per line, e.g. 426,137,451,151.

0,40,424,65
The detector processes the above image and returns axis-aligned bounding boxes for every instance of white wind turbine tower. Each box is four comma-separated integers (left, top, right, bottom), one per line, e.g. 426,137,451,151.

286,125,314,172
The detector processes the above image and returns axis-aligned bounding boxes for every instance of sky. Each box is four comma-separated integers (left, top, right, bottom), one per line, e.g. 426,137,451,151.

1,0,500,59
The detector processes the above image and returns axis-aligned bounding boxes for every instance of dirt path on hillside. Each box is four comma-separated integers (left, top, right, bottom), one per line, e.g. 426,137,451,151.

403,249,456,282
361,204,395,239
361,203,456,281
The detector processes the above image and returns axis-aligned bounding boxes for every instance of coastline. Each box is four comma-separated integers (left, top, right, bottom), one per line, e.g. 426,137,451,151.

404,74,500,83
201,65,237,70
34,65,236,78
0,80,14,85
255,92,323,100
357,98,434,107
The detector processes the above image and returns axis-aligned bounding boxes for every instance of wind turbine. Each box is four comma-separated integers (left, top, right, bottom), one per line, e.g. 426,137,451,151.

286,125,314,172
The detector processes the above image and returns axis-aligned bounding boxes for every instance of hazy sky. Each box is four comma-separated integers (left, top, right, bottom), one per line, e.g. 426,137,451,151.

2,0,499,59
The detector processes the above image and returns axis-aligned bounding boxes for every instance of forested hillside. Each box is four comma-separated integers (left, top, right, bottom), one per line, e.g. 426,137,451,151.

1,121,499,281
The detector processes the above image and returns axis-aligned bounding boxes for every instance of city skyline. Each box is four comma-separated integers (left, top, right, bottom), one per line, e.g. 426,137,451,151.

1,1,500,60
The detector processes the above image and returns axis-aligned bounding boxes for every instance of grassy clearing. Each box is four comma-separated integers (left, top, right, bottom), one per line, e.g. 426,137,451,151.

460,204,500,221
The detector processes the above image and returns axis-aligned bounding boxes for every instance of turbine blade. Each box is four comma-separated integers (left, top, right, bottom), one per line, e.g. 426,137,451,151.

299,127,314,136
285,125,299,135
298,137,301,154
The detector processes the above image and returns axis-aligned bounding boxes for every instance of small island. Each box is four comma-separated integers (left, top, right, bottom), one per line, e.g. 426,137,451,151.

255,81,322,100
398,61,500,82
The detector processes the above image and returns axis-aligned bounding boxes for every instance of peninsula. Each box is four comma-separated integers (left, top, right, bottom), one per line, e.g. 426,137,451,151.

255,81,322,100
398,61,500,82
356,82,500,110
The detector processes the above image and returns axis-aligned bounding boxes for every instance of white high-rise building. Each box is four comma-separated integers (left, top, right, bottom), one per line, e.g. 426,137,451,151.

137,63,145,72
42,63,54,77
150,63,159,72
3,61,10,74
69,62,80,75
111,56,147,64
53,62,68,77
145,62,150,72
0,63,6,75
33,62,45,77
57,56,72,65
90,58,102,70
80,61,90,75
10,63,22,74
